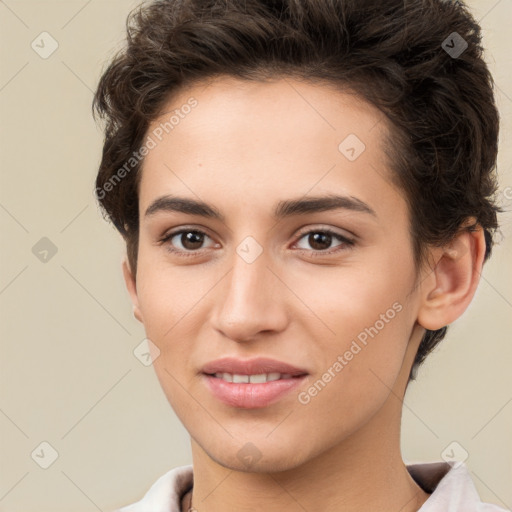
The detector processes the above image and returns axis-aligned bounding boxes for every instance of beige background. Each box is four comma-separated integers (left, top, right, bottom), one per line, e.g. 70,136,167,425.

0,1,511,510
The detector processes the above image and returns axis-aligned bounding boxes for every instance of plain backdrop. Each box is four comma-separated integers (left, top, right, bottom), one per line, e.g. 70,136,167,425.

0,1,511,511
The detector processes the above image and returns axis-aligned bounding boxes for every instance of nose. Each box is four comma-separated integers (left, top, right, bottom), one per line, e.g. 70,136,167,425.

210,247,289,343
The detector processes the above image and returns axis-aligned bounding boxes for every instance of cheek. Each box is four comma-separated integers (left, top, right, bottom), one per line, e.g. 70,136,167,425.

135,251,205,339
289,304,411,449
290,256,415,404
291,253,412,347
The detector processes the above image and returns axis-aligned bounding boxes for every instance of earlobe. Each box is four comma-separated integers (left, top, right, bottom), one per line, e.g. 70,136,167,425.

417,223,486,331
122,257,143,323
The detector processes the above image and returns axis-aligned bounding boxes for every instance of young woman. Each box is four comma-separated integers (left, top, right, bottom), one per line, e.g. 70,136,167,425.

93,0,507,510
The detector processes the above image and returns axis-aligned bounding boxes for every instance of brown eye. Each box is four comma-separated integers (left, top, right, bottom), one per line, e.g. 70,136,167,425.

295,229,353,254
306,232,333,251
177,231,205,250
161,229,216,254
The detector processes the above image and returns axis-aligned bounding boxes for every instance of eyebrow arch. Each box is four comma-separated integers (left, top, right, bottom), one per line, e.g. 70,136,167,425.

144,194,376,221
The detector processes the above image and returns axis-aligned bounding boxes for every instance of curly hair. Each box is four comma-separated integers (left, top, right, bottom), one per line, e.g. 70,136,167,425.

92,0,500,380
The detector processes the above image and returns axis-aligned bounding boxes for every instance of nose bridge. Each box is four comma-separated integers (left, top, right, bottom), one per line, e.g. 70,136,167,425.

212,238,287,341
224,243,274,316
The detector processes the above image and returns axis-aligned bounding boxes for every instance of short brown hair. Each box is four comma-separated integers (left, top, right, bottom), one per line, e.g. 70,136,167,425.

92,0,500,379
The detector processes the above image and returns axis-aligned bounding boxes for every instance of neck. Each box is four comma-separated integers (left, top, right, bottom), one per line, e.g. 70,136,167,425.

187,393,429,512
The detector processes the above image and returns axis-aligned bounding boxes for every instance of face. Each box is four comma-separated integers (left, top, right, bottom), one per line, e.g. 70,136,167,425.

126,76,426,472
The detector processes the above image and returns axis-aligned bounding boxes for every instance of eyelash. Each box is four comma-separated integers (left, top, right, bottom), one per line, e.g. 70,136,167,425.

158,226,355,258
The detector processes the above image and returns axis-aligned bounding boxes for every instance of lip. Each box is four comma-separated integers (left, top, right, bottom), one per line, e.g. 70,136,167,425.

201,357,309,409
202,357,308,376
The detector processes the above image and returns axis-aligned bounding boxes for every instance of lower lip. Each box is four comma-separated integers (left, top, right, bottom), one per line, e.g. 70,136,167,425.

203,374,307,409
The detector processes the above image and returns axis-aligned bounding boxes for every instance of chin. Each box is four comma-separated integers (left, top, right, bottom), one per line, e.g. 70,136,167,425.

213,453,306,474
198,436,314,474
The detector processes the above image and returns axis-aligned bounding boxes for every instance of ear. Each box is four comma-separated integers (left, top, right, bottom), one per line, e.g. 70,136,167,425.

122,257,143,323
417,221,487,331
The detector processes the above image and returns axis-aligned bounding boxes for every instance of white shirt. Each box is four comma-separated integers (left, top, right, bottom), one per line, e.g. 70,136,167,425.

114,461,510,512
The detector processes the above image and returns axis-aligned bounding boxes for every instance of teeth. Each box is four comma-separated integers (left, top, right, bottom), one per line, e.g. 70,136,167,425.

212,372,295,383
214,372,234,382
249,374,267,383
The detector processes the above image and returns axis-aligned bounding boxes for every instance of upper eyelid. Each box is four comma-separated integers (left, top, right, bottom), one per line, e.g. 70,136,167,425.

160,225,354,249
294,224,355,240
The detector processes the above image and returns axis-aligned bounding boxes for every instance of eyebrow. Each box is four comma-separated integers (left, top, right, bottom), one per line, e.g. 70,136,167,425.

144,194,376,221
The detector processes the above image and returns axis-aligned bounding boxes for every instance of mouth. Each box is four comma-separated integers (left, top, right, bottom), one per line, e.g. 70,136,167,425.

207,372,301,383
201,357,308,409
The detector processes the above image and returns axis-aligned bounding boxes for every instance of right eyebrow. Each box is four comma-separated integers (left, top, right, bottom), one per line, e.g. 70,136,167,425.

145,196,225,221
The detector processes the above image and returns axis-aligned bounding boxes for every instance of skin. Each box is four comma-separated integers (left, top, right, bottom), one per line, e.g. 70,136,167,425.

123,76,486,512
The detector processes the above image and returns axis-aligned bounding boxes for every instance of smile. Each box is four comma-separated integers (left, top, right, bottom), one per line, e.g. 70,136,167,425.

211,372,295,383
201,357,309,408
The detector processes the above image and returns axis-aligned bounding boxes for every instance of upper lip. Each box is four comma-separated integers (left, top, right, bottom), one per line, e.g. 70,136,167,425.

202,357,309,376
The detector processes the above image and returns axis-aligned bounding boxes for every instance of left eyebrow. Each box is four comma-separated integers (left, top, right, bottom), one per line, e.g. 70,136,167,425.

144,193,377,221
273,194,376,218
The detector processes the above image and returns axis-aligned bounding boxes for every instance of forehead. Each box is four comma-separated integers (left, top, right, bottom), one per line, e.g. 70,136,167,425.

149,75,388,152
138,76,402,221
